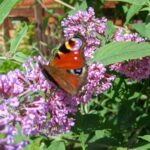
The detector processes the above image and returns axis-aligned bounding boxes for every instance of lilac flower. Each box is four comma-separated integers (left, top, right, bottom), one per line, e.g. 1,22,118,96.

62,7,115,102
0,57,79,149
73,63,115,103
62,7,107,59
0,7,116,149
110,28,150,81
0,102,29,150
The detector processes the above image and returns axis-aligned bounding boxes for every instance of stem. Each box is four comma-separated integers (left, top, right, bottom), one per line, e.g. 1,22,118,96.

127,125,145,148
18,89,31,98
112,77,124,100
54,0,75,10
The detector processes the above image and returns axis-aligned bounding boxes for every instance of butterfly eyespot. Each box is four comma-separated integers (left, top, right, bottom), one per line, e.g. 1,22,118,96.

66,38,83,51
68,68,83,75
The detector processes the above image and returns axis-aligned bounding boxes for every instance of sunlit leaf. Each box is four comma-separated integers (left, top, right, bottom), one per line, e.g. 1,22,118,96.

130,23,150,40
12,52,28,63
134,143,150,150
10,24,28,54
125,4,143,24
48,141,65,150
92,42,150,65
0,0,20,24
138,135,150,142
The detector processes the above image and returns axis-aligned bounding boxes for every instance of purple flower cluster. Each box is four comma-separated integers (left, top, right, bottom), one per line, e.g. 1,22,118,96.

73,63,115,103
0,97,29,149
110,28,150,81
62,7,115,101
0,7,116,149
0,57,77,149
1,6,149,149
0,55,114,149
62,7,107,59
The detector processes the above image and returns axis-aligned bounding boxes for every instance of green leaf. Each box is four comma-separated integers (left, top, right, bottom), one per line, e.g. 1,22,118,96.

0,56,6,66
105,21,116,41
28,137,45,150
133,143,150,150
79,132,88,150
12,52,28,63
130,23,146,37
146,13,150,23
0,0,20,24
19,90,45,103
79,132,89,144
73,114,100,133
115,0,148,5
0,59,20,73
125,4,143,24
48,141,65,150
116,148,128,150
68,1,87,15
130,23,150,40
92,42,150,65
138,135,150,142
14,123,22,143
14,123,30,143
10,24,28,54
88,130,111,143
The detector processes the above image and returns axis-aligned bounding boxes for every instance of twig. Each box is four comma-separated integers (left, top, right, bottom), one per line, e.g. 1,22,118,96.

54,0,75,10
127,125,145,149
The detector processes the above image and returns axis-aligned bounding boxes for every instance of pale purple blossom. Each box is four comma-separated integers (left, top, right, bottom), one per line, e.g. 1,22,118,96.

62,7,107,59
62,7,115,102
73,63,115,103
0,57,79,149
0,7,116,149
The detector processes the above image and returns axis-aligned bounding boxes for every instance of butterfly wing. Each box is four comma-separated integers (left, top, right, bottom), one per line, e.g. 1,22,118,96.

43,64,87,95
51,50,84,69
40,36,87,95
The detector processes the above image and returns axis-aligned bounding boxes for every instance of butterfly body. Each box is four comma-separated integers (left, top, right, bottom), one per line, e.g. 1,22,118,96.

40,36,87,95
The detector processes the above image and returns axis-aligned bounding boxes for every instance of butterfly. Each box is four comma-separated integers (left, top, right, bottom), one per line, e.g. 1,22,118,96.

39,35,87,96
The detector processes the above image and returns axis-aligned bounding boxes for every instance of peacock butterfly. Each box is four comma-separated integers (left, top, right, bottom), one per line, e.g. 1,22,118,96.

39,35,87,95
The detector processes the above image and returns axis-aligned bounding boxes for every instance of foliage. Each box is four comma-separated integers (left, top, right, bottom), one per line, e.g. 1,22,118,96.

92,42,150,65
0,0,150,150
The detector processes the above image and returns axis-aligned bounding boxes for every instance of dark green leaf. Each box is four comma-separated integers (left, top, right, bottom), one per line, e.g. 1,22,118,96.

134,143,150,150
115,0,148,5
92,42,150,65
138,135,150,142
146,14,150,23
88,130,111,143
73,114,100,133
